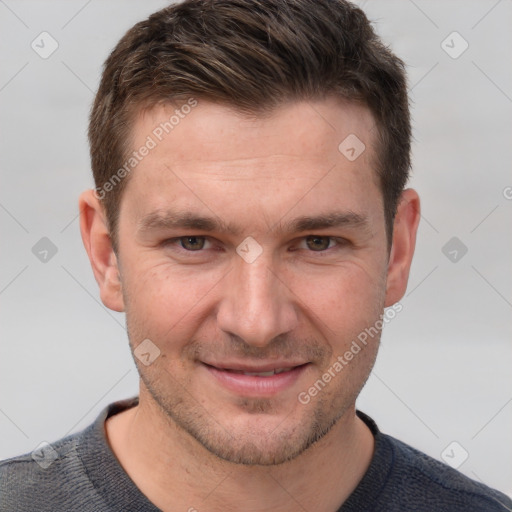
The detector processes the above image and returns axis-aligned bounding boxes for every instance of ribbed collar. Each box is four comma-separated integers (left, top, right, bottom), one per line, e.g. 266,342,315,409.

77,397,393,512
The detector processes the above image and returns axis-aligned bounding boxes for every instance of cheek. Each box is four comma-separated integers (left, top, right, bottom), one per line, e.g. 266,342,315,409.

294,262,386,332
298,266,385,395
121,261,225,343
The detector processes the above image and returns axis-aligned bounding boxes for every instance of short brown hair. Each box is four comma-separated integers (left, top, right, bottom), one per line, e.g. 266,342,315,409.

89,0,411,251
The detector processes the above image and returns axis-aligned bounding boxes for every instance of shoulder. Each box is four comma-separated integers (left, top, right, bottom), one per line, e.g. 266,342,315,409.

351,411,512,512
382,433,512,511
0,398,140,512
0,429,101,512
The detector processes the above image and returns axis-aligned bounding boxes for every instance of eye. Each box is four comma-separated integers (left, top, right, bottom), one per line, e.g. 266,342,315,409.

299,236,345,252
165,236,213,251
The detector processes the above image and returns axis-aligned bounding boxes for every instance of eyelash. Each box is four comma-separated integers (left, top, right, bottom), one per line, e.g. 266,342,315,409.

162,235,348,255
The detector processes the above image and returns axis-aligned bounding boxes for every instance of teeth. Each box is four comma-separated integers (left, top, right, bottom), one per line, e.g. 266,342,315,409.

239,367,293,377
243,370,276,376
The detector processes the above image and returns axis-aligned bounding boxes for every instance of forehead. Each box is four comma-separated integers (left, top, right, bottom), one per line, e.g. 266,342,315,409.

133,97,377,167
120,97,382,227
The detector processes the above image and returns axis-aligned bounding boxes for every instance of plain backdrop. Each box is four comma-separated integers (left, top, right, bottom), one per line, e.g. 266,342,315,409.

1,0,511,499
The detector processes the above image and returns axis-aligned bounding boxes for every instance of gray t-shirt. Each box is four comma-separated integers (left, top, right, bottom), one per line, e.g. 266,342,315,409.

1,396,511,511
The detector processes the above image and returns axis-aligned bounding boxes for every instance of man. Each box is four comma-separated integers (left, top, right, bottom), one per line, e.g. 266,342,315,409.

1,0,510,510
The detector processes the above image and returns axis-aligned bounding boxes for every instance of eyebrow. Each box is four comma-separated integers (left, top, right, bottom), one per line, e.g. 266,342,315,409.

137,209,370,237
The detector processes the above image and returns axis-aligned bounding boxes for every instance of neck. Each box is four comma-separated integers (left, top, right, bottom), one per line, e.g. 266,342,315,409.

106,388,374,512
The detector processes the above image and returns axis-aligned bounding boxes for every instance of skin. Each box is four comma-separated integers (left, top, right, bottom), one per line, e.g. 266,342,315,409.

79,96,420,512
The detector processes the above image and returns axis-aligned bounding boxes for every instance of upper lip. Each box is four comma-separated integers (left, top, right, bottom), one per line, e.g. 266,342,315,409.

202,361,309,372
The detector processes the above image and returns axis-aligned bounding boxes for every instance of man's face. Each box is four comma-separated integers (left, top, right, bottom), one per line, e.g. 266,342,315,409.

115,98,391,465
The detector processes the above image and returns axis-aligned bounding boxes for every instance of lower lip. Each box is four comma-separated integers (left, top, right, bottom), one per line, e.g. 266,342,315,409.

202,363,309,397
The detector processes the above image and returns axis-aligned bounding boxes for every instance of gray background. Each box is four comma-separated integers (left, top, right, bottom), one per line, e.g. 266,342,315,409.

1,0,511,499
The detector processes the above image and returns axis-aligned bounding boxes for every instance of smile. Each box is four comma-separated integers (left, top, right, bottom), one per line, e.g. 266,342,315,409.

201,362,310,396
221,367,295,376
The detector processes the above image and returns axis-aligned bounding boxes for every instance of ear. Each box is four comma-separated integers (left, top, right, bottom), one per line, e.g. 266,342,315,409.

79,189,125,312
384,188,421,307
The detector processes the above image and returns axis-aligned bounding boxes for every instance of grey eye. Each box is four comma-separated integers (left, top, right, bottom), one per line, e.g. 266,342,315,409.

180,236,206,251
305,236,332,251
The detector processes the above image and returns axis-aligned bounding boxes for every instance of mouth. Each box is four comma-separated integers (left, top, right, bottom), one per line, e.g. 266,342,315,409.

200,362,311,396
212,366,299,376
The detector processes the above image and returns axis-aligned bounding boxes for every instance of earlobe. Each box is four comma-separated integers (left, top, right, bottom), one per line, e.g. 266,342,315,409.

78,189,125,312
384,188,421,307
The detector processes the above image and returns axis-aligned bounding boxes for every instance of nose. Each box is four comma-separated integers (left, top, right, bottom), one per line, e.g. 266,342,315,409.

216,251,298,348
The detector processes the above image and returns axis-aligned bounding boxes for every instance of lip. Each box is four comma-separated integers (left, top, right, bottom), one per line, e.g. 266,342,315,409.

202,360,310,373
201,362,310,397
